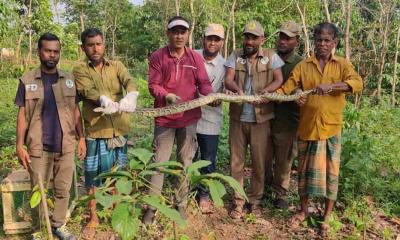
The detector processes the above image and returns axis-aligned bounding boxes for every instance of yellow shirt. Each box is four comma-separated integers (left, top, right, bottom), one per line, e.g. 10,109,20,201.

277,55,363,141
73,59,136,138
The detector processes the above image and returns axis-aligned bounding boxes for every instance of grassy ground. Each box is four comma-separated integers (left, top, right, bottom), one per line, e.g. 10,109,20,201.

0,72,399,239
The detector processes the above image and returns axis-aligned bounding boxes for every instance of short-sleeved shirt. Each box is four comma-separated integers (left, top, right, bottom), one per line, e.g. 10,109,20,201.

15,72,63,153
225,52,284,122
195,49,225,135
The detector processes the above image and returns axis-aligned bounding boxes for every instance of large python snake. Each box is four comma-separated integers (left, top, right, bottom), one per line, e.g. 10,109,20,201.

94,90,314,117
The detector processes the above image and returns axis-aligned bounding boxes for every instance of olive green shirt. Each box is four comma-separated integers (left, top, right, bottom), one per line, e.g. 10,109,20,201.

272,52,303,133
73,59,136,138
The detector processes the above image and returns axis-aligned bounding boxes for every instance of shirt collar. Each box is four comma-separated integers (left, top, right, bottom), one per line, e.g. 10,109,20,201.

240,47,265,59
283,52,299,64
201,49,222,66
167,46,188,59
87,57,110,67
306,53,339,63
34,67,64,79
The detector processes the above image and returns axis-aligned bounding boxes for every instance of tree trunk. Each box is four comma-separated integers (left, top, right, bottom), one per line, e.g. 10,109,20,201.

175,0,180,16
344,0,352,60
296,1,310,57
224,25,230,59
16,32,24,64
376,2,392,101
111,16,117,58
231,0,236,50
322,0,331,22
27,0,33,65
79,10,85,58
188,0,195,49
391,24,400,106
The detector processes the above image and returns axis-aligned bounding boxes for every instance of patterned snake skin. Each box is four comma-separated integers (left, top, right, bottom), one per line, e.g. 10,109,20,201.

94,90,314,117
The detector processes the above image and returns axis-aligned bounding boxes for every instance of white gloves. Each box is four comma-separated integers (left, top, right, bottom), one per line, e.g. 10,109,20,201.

119,91,139,112
99,95,119,114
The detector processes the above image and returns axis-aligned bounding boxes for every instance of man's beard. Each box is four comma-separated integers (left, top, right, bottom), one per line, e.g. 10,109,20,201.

40,59,58,70
243,45,259,56
203,48,219,58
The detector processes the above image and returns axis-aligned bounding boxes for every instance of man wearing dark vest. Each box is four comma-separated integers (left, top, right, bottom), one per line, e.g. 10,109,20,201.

224,20,284,219
270,21,303,209
15,33,85,240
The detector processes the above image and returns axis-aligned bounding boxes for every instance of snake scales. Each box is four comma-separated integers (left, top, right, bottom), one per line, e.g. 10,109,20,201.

94,90,314,117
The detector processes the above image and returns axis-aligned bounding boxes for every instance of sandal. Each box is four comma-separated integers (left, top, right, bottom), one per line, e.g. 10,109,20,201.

81,220,98,240
230,206,244,219
289,212,307,229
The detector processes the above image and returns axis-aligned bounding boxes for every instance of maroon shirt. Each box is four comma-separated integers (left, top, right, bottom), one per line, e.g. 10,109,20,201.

148,46,212,128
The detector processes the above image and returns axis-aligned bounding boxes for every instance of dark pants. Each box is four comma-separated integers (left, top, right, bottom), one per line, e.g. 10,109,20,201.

195,133,219,198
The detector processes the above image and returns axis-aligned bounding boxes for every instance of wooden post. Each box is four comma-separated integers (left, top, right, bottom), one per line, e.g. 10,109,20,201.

37,173,53,240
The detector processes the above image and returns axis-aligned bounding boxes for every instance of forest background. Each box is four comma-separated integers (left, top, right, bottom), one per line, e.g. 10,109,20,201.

0,0,400,239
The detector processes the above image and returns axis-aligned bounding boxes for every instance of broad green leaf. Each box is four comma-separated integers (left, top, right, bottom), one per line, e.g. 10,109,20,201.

130,148,153,164
129,159,144,170
116,178,133,195
30,190,41,208
203,179,224,207
189,175,206,185
186,160,211,176
112,202,139,240
206,173,248,201
95,191,114,209
96,171,133,180
142,195,186,227
138,170,157,177
32,184,39,192
147,161,183,169
160,169,183,176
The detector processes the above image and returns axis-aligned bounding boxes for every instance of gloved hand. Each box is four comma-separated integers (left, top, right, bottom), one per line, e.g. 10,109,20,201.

99,95,119,114
165,93,181,105
119,91,139,113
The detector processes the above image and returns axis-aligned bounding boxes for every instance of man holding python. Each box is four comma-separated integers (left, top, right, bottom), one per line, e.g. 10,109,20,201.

276,22,363,236
224,20,284,219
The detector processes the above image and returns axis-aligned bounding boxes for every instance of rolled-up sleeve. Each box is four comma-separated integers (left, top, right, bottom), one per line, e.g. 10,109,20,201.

148,52,169,101
116,61,137,93
73,65,100,102
342,60,363,94
276,64,301,94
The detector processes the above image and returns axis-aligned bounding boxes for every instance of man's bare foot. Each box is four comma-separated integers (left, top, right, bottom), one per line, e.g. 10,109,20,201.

81,220,98,240
319,222,329,238
229,206,244,219
199,197,214,214
289,212,308,229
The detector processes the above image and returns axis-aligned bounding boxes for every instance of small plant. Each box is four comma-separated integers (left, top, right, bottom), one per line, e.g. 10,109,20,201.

94,147,247,240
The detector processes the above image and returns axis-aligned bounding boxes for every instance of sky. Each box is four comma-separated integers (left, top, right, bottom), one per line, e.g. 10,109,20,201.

130,0,144,6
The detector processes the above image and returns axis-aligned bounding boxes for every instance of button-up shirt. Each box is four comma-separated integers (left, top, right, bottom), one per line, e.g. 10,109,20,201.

148,46,212,128
73,59,136,138
277,54,363,141
195,49,225,135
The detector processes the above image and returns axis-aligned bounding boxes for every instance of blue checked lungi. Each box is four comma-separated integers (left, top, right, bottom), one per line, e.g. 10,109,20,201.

84,138,128,188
